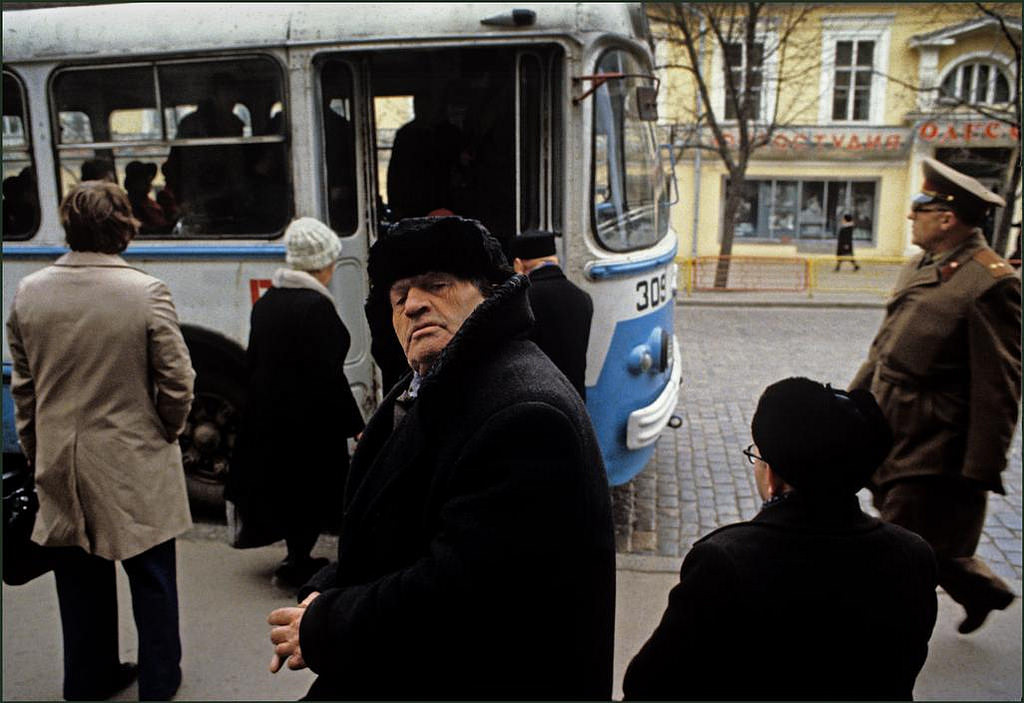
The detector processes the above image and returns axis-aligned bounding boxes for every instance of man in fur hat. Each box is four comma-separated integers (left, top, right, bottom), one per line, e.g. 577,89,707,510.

510,229,593,400
267,216,615,699
624,378,938,700
851,157,1021,634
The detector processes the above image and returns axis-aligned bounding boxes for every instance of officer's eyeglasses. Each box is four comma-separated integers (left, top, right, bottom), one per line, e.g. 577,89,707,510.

742,444,764,465
911,204,952,214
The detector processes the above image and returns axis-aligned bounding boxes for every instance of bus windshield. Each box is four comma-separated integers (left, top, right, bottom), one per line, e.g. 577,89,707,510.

592,49,667,253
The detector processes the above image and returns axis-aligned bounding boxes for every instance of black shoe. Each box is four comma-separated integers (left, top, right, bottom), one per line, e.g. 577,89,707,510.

958,590,1015,634
274,557,328,588
99,662,139,700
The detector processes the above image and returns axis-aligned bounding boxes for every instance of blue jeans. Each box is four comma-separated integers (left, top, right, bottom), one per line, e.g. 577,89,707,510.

53,539,182,700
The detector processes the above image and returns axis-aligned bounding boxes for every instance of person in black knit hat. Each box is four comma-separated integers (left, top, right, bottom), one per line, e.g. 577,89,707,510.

624,377,939,701
267,216,615,700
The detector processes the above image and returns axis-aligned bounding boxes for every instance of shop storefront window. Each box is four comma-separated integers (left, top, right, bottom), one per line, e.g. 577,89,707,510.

731,178,876,242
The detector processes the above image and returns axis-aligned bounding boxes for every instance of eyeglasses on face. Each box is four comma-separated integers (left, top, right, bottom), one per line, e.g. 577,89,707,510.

743,443,764,465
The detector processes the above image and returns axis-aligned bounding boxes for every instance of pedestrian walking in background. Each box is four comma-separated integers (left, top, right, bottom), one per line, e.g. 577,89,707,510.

510,229,593,400
6,181,196,700
623,377,938,701
267,216,615,699
227,217,364,588
834,212,860,271
851,157,1021,635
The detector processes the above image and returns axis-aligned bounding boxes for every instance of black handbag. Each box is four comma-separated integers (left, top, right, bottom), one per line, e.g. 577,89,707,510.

2,457,55,585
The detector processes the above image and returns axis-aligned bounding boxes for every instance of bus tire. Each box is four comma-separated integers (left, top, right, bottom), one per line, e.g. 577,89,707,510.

180,368,245,519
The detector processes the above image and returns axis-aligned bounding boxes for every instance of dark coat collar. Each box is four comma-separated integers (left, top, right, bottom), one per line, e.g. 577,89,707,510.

343,274,533,522
750,491,880,534
417,273,533,396
527,264,566,282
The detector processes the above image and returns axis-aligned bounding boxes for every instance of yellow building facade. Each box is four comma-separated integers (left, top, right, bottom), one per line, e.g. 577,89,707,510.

652,3,1022,260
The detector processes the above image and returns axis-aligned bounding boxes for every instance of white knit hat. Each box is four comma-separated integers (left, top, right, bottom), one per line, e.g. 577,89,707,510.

285,217,342,271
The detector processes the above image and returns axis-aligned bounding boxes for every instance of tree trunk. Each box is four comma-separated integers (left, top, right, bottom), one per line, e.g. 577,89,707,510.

714,180,745,289
992,144,1021,257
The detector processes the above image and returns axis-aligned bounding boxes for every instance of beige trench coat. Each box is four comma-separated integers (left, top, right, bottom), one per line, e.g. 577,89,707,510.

6,252,195,560
851,232,1022,494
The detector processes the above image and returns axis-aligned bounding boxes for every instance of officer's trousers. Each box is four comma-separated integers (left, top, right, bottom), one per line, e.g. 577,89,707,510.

873,476,1015,611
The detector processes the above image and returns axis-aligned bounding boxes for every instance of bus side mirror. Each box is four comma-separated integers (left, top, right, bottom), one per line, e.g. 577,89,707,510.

636,86,658,121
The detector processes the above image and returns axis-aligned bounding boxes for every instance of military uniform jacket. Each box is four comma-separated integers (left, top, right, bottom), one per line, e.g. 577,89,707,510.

6,252,195,561
851,232,1021,493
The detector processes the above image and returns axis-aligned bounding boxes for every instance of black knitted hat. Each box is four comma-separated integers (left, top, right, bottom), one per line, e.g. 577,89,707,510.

751,377,893,495
367,217,513,306
510,230,557,260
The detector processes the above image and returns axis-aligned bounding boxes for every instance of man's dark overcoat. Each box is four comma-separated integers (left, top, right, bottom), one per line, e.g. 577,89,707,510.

229,280,364,534
297,274,615,700
623,492,937,701
526,264,593,400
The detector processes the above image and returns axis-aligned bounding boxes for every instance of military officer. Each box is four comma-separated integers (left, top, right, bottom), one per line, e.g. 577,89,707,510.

510,230,594,400
851,156,1021,634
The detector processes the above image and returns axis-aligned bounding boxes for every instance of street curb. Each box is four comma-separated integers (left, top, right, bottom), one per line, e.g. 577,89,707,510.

616,553,680,574
677,298,886,309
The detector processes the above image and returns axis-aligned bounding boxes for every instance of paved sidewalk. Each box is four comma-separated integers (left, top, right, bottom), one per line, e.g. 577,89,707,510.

3,533,1020,701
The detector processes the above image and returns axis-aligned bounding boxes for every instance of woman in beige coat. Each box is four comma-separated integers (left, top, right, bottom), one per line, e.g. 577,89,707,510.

6,181,195,700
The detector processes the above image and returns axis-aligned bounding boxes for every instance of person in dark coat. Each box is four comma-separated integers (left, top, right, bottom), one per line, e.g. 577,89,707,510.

851,157,1020,635
511,229,594,400
624,377,938,701
834,212,860,271
228,217,364,587
267,216,615,700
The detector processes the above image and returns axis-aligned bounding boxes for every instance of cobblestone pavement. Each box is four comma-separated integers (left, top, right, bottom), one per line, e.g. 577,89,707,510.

618,304,1023,586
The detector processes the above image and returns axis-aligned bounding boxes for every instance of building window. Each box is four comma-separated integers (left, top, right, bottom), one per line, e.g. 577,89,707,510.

723,42,764,120
940,62,1011,105
831,40,874,121
819,16,892,125
731,178,876,242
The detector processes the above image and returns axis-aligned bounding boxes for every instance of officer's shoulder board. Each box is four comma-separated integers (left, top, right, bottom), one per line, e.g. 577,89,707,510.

972,249,1016,279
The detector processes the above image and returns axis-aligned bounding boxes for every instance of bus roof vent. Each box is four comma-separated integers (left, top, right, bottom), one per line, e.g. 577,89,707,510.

481,9,536,27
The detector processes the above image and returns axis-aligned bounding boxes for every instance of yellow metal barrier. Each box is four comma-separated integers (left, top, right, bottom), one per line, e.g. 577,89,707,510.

676,255,1020,298
675,255,910,298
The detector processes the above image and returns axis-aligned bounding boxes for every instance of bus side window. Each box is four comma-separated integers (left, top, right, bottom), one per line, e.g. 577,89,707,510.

3,71,39,241
51,57,291,239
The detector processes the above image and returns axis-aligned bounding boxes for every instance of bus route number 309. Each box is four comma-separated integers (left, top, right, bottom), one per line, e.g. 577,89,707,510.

635,273,668,311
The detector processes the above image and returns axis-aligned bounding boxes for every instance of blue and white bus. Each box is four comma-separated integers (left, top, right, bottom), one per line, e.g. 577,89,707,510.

2,2,680,509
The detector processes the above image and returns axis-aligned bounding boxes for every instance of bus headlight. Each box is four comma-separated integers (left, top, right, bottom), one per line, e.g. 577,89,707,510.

628,327,670,375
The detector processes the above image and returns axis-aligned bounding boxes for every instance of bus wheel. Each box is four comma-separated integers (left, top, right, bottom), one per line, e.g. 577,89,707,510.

180,370,244,519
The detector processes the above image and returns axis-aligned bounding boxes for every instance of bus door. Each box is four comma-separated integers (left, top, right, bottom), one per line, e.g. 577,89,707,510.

319,43,564,396
317,57,379,409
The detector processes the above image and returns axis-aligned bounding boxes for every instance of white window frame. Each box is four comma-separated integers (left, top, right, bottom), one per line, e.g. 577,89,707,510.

710,24,779,124
937,52,1014,107
819,16,892,125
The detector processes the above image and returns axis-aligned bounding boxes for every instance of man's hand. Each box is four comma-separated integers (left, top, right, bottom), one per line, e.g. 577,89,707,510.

268,591,320,673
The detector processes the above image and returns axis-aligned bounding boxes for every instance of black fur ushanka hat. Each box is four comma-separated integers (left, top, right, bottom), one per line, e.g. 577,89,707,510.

367,216,514,306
